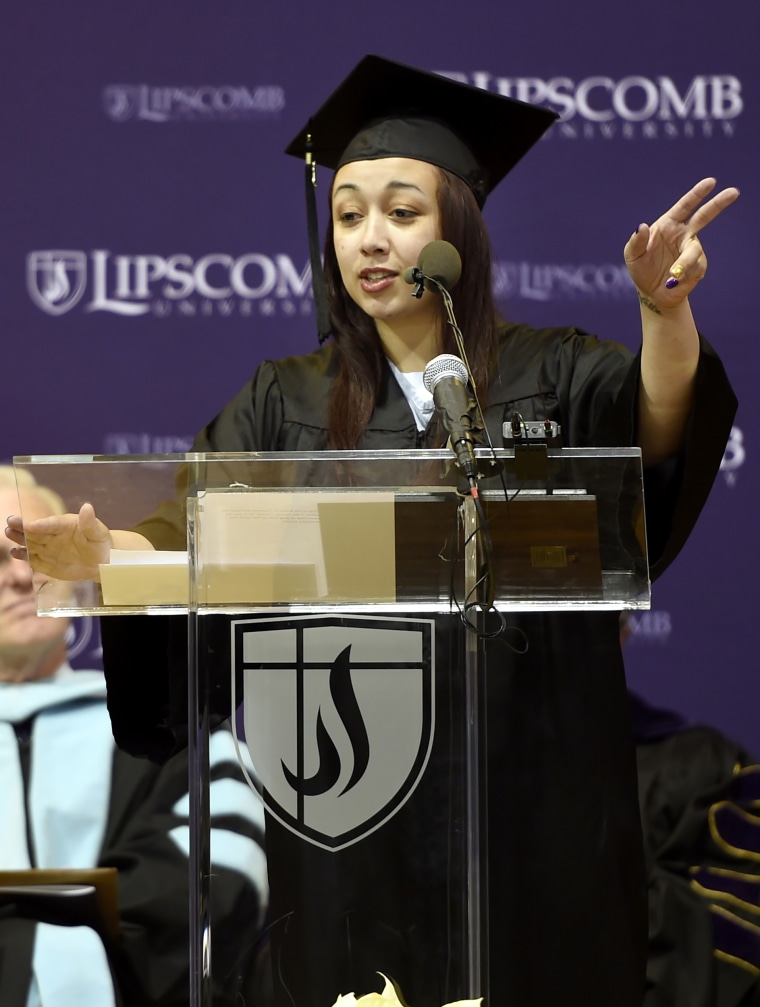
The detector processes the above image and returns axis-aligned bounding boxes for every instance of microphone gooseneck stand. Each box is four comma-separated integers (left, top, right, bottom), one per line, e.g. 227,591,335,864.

410,246,507,1004
411,254,504,638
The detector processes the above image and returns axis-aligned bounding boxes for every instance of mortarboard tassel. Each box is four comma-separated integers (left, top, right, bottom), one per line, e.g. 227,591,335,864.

305,132,332,344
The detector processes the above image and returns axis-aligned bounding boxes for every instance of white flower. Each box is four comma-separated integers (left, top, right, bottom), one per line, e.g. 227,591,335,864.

330,973,483,1007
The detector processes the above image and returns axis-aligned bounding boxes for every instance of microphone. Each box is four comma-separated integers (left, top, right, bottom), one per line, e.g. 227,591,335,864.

423,353,478,482
403,240,462,292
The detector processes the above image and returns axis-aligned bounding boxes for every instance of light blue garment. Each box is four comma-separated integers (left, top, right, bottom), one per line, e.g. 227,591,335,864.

0,666,117,1006
0,667,113,868
169,729,269,919
27,925,116,1007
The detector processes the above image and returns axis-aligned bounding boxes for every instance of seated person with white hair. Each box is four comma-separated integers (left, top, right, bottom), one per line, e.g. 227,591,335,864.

0,466,270,1006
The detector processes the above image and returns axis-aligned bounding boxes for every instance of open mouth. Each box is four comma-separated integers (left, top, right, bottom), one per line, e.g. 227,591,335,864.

359,269,397,291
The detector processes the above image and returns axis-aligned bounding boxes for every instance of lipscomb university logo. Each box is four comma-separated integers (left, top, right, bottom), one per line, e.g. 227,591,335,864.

439,71,742,140
66,615,99,662
25,247,313,319
102,85,140,122
720,426,745,488
236,615,435,852
102,83,286,122
27,250,87,315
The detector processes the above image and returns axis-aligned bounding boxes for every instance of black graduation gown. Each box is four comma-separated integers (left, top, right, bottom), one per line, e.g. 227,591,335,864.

101,321,736,1007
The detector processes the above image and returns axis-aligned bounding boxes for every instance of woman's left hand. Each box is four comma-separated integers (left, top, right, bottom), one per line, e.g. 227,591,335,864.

624,177,739,311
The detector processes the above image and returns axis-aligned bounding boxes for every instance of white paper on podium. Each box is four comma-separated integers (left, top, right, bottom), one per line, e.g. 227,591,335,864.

98,491,398,606
197,489,397,603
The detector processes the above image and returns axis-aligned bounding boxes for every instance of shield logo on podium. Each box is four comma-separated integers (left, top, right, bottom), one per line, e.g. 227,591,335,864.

235,614,435,851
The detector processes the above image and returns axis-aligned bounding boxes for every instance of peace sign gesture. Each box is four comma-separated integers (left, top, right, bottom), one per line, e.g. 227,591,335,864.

624,177,739,310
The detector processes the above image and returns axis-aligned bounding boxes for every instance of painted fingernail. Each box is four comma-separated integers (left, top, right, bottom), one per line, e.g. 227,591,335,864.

670,263,685,279
665,277,679,289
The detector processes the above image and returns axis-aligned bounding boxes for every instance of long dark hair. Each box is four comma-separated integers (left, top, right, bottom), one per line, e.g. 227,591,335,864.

324,166,498,449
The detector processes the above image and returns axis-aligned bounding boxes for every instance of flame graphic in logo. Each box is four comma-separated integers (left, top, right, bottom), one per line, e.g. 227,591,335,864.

281,645,370,798
27,251,87,316
41,260,71,304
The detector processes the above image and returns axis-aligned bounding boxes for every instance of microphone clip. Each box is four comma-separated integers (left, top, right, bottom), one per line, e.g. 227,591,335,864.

408,267,426,299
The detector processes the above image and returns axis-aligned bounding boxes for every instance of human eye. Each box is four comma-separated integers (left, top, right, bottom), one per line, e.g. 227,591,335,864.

390,207,419,220
334,207,363,226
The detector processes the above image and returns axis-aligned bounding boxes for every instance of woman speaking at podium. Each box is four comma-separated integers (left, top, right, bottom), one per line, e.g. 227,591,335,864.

7,55,738,1007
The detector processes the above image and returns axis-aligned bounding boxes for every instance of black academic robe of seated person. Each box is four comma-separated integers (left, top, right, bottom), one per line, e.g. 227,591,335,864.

101,321,737,1007
631,696,760,1007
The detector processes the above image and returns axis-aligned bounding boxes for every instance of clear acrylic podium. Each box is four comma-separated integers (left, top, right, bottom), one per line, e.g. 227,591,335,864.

15,447,650,1007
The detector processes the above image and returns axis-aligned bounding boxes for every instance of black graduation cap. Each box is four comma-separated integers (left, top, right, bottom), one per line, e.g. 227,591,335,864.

285,54,559,340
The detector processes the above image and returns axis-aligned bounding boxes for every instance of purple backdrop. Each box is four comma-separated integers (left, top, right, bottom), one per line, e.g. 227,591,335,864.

2,2,756,753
